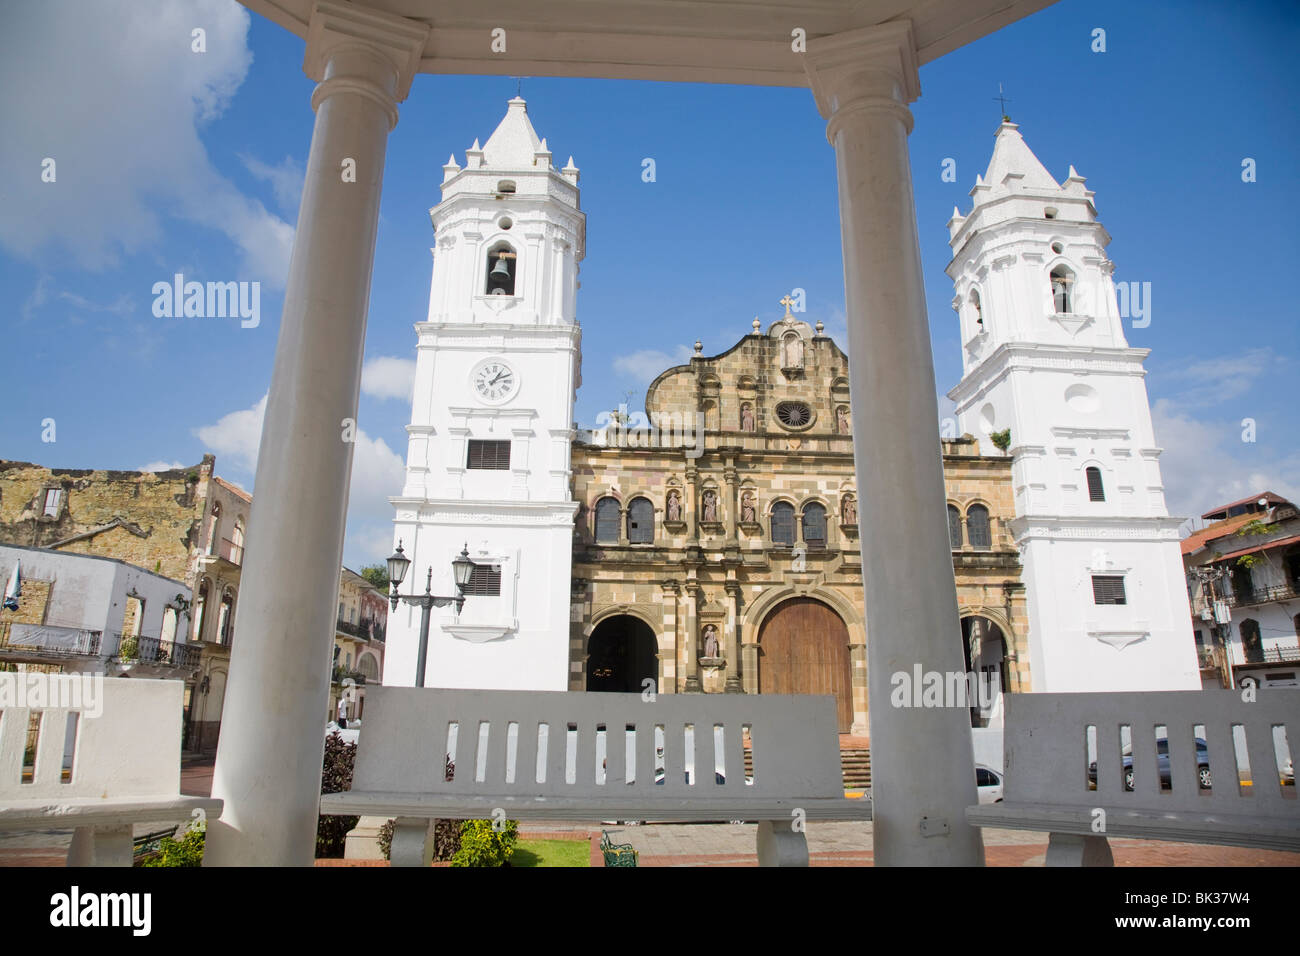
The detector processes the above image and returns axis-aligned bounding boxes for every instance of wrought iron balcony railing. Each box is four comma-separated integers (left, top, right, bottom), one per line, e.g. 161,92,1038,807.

111,633,204,669
1225,581,1300,608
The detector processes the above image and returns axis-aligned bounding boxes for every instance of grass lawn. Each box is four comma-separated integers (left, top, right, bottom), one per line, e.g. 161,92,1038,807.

511,838,591,868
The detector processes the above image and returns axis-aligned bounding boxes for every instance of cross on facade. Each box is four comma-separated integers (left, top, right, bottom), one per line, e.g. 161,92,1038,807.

779,294,795,319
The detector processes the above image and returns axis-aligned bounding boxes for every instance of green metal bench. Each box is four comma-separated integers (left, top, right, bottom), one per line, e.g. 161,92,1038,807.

600,829,638,867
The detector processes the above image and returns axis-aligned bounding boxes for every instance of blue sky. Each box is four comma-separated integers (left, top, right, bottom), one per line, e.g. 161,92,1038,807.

2,0,1297,568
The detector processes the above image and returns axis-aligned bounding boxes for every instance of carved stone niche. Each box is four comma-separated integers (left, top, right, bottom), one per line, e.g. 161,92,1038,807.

663,484,686,532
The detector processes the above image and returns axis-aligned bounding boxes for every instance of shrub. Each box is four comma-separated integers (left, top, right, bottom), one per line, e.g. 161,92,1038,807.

140,825,205,867
316,731,358,858
450,819,518,867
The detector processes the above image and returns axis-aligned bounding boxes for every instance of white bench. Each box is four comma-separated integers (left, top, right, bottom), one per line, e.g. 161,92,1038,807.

320,686,871,866
966,690,1300,865
0,674,222,865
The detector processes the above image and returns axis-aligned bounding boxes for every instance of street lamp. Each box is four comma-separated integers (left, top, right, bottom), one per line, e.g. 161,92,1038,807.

385,541,476,687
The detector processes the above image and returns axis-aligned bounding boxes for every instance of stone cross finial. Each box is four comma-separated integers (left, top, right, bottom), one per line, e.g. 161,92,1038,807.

779,294,795,319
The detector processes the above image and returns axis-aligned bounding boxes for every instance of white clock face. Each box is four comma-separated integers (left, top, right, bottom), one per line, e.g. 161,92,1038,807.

472,360,518,404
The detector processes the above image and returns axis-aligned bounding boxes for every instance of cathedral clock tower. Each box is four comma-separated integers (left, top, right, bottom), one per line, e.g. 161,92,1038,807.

384,98,583,691
946,121,1198,692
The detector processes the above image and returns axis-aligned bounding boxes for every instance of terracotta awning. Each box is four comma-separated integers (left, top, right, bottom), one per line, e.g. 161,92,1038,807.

1212,533,1300,563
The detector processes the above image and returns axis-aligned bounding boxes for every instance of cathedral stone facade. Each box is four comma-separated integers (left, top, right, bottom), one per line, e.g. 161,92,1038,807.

568,311,1027,734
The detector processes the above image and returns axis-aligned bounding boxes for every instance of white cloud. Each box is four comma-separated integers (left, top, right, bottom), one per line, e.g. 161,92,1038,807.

194,394,267,473
139,460,186,472
613,345,694,383
1161,349,1284,409
361,356,417,402
1151,398,1300,521
0,0,292,287
239,153,305,216
194,394,406,566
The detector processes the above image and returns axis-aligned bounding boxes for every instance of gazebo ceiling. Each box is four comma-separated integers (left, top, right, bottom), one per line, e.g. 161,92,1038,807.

240,0,1057,87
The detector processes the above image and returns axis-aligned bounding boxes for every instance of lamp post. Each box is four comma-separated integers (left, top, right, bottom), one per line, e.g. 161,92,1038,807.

386,541,476,687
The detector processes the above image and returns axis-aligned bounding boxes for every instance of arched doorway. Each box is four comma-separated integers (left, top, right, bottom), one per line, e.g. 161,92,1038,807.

758,598,852,732
586,615,658,694
960,615,1007,728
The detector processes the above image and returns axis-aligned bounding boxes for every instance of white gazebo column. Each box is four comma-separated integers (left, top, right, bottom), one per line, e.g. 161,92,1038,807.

805,21,984,866
205,2,428,867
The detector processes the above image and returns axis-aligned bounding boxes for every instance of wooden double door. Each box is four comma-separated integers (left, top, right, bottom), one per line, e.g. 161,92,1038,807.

758,597,853,732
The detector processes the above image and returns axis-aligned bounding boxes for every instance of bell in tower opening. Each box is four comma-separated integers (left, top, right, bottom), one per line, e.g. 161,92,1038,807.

487,247,516,296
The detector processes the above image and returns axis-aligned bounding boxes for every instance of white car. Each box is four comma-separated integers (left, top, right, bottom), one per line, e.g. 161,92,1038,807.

975,765,1004,804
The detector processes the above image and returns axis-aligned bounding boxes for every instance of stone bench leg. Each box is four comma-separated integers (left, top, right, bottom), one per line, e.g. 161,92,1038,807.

67,825,134,867
389,818,435,867
757,820,809,866
1045,832,1114,867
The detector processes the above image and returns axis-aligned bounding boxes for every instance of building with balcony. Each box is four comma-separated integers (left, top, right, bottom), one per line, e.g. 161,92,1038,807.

0,544,198,678
1182,492,1300,689
0,456,250,751
330,567,387,725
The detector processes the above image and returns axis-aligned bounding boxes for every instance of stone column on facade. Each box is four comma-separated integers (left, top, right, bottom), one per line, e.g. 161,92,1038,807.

685,460,699,547
660,582,679,693
204,3,428,867
741,641,760,695
723,458,739,545
682,580,701,692
724,581,743,693
805,21,984,866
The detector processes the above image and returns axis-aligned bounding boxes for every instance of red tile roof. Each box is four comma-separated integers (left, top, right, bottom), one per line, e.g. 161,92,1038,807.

1180,511,1260,556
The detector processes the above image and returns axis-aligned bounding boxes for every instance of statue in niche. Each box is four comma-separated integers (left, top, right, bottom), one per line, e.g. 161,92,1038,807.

740,403,755,432
702,624,719,659
837,406,850,435
842,495,857,525
701,490,718,523
741,491,756,523
783,333,804,369
666,489,681,522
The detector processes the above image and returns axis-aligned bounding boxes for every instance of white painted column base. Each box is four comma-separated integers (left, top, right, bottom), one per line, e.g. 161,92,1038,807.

344,815,390,860
756,820,810,866
1045,832,1115,867
67,825,133,867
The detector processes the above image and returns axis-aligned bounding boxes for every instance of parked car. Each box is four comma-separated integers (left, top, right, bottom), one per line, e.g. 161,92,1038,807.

975,765,1003,804
1087,737,1212,791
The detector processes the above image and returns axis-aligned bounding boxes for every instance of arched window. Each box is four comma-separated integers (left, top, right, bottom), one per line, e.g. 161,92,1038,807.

967,504,992,550
231,518,245,564
803,503,827,550
627,497,654,544
207,502,221,555
594,497,620,543
771,502,796,547
357,652,380,682
1085,466,1105,502
1050,266,1073,314
218,589,236,647
194,579,210,642
485,244,516,296
1239,618,1263,664
948,504,963,549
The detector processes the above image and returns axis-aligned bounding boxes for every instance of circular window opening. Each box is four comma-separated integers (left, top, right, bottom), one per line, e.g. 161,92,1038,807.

775,402,812,429
498,216,513,230
1051,241,1065,254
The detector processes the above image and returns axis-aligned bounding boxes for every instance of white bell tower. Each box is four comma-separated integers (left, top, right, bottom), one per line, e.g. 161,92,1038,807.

385,98,583,691
946,121,1198,692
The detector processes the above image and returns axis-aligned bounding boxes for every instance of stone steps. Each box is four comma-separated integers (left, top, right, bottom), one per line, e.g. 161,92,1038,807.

741,746,871,790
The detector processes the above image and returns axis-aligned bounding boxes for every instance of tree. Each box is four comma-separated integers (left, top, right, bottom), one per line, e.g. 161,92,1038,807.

990,429,1011,455
360,563,389,592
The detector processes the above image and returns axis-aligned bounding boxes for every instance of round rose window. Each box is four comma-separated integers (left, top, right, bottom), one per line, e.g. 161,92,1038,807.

775,401,812,428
